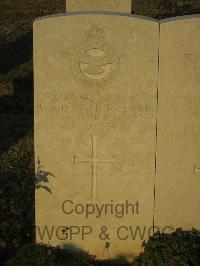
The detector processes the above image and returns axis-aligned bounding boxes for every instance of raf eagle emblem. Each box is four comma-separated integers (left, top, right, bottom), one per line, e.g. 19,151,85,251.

66,26,123,85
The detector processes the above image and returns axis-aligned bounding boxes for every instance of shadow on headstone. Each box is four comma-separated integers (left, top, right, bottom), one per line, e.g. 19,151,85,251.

35,158,55,194
61,243,131,265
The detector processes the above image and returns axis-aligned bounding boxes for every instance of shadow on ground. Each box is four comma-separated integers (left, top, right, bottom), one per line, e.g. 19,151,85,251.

0,71,33,153
0,32,33,75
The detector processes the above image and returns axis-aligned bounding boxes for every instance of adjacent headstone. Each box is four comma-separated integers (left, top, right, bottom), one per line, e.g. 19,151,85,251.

155,17,200,231
66,0,132,13
34,10,159,259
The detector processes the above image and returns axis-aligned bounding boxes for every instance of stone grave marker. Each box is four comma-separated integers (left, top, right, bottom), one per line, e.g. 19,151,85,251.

66,0,132,13
34,0,159,260
155,16,200,232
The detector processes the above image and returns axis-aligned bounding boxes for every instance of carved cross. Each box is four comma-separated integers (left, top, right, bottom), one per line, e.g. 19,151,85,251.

74,136,114,199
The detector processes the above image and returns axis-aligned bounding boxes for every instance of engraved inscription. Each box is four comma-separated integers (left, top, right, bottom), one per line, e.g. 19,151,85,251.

58,94,154,130
74,135,114,199
169,126,200,142
184,53,200,89
45,94,154,130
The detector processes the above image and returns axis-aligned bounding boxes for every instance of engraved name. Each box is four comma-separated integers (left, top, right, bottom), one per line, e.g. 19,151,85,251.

46,94,155,130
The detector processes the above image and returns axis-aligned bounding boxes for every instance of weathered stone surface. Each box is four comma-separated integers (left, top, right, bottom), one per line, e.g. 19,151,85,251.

34,13,159,259
66,0,132,13
155,17,200,232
